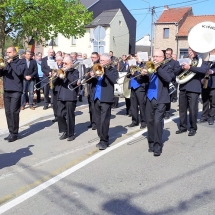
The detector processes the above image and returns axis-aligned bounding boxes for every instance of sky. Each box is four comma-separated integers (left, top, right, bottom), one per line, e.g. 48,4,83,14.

121,0,215,41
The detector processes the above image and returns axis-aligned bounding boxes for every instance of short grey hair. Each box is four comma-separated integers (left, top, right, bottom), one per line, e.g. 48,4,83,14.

63,55,73,63
71,52,77,56
100,53,111,61
56,56,63,61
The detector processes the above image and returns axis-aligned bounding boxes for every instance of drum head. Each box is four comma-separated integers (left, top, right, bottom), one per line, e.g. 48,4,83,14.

123,76,131,98
188,21,215,53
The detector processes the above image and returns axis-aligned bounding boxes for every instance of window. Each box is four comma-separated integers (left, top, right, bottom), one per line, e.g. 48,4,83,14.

179,49,188,59
71,36,76,45
163,28,169,38
119,21,122,27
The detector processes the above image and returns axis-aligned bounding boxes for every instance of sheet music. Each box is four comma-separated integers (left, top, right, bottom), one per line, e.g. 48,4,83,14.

178,58,191,65
209,55,215,62
128,59,136,66
47,60,58,69
83,58,93,68
137,52,148,62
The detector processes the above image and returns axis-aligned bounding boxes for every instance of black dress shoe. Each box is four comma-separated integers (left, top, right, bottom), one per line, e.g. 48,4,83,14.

8,136,17,142
172,99,177,103
176,129,187,134
4,134,11,140
128,114,131,117
43,106,48,110
67,136,75,141
140,124,146,129
96,142,101,148
99,143,108,150
165,113,170,119
128,123,138,127
208,119,214,125
148,149,154,153
59,132,68,140
52,118,58,123
198,118,207,123
188,130,196,136
92,127,97,130
154,152,161,157
88,124,92,128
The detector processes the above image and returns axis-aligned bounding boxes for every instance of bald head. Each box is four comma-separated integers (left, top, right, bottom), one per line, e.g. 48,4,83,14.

48,48,55,57
153,49,164,63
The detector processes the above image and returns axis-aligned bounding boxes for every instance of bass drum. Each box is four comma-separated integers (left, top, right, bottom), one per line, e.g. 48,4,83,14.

114,72,131,98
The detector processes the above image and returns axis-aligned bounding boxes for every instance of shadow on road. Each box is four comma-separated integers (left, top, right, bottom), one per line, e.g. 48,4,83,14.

0,145,34,170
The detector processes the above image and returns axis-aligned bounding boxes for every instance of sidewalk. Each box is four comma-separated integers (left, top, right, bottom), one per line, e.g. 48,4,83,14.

0,98,89,136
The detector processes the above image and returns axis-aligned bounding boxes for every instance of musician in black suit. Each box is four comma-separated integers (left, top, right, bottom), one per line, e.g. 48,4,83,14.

41,48,55,110
164,48,181,119
199,62,215,125
127,56,149,129
86,53,119,150
143,49,174,156
51,55,63,123
20,50,38,110
53,56,79,141
84,52,100,130
0,47,25,142
119,55,131,116
176,47,208,136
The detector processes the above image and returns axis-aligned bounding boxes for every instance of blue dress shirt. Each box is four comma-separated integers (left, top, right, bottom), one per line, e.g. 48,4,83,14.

94,76,103,100
147,73,158,100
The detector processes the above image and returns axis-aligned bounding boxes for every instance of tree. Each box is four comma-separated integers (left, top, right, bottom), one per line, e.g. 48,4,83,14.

0,0,93,56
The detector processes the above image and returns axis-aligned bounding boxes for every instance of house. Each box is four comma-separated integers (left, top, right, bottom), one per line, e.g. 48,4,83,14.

154,6,193,57
135,35,151,54
154,6,215,58
35,0,136,57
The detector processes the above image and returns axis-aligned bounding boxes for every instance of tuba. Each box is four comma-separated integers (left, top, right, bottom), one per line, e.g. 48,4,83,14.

176,21,215,84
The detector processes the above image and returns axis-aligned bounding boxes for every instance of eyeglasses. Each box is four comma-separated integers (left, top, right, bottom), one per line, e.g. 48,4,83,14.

63,62,68,65
153,56,163,58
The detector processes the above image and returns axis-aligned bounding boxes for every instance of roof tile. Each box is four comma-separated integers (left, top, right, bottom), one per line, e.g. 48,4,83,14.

157,7,192,23
177,15,215,36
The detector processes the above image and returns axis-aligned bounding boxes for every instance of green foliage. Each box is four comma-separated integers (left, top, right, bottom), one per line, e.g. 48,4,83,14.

0,0,92,45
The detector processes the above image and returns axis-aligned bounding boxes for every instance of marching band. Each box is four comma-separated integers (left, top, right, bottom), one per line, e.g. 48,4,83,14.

1,21,215,157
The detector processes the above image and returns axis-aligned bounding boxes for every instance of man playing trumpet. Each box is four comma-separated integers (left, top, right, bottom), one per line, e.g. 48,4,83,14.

0,47,25,142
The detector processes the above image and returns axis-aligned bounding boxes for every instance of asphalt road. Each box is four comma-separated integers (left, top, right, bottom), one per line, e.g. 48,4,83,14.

0,100,215,215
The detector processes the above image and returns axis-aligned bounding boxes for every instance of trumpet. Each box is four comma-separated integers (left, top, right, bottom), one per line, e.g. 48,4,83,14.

0,57,6,69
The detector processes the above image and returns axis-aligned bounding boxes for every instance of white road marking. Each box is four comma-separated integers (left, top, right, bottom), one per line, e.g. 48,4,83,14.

0,114,180,214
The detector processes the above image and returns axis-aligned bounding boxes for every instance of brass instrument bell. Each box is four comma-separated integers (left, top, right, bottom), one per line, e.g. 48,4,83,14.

92,63,104,76
0,57,6,69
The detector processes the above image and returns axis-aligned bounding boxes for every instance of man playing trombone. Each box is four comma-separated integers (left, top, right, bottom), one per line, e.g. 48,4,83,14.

85,53,119,150
53,56,79,141
143,49,175,156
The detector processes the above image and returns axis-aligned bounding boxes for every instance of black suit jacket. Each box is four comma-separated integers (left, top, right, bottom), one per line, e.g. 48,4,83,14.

147,63,174,104
177,57,208,93
22,59,38,79
119,61,129,72
86,66,119,102
0,58,25,92
41,56,55,82
208,63,215,88
166,59,180,82
54,68,79,101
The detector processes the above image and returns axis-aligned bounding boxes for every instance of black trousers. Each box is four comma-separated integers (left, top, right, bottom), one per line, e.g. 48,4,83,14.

179,90,199,131
145,98,166,153
4,91,22,136
125,98,131,115
43,81,53,106
171,82,178,101
94,99,112,144
52,90,58,118
35,77,43,102
130,87,146,125
88,96,96,127
201,88,215,120
57,100,76,137
112,97,119,108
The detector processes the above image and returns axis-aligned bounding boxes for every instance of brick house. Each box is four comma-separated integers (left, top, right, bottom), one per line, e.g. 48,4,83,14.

154,6,215,58
154,6,193,57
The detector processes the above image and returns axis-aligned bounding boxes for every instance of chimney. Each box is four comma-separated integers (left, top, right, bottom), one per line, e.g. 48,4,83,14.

164,5,169,10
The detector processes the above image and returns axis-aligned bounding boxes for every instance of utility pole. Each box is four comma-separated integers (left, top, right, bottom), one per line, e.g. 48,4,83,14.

150,6,155,59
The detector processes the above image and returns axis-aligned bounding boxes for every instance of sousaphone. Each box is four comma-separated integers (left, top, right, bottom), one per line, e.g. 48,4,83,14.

176,21,215,84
